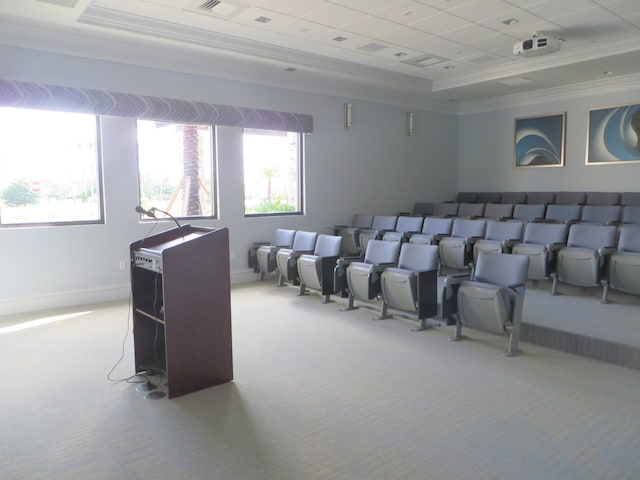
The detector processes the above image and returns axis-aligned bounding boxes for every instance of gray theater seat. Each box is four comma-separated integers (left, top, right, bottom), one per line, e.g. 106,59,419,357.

511,222,568,280
512,203,546,223
500,192,526,204
412,202,435,216
456,192,478,203
409,217,454,245
433,202,459,217
621,192,640,206
603,226,640,303
451,251,529,356
477,192,501,203
358,215,398,254
333,214,373,257
586,192,620,205
554,191,586,205
382,216,424,242
255,228,296,280
343,239,401,311
579,205,621,225
377,244,439,330
438,218,486,271
526,191,555,204
275,231,318,286
483,202,514,220
544,204,582,224
473,220,524,262
551,224,617,297
456,202,485,218
621,206,640,225
297,234,343,303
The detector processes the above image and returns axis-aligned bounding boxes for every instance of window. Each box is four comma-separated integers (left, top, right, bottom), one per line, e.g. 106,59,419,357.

0,107,103,226
136,120,216,219
243,128,303,216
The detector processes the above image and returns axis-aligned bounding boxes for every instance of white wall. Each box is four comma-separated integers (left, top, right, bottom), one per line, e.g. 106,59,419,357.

457,89,640,192
0,45,458,314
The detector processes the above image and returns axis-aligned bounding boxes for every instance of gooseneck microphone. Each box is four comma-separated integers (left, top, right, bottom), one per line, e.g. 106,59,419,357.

135,205,156,218
135,205,182,229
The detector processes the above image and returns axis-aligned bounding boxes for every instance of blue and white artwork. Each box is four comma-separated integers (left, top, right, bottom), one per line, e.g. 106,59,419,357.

515,113,565,167
587,104,640,164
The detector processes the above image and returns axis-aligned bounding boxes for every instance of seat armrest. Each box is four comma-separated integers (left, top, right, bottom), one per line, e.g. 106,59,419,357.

444,272,471,287
252,241,271,248
546,242,564,252
598,246,616,257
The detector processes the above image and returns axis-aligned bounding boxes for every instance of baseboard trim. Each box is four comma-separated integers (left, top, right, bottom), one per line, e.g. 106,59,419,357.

1,269,260,316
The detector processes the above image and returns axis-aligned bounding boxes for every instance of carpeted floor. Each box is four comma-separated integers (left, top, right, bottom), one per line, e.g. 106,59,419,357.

1,281,639,480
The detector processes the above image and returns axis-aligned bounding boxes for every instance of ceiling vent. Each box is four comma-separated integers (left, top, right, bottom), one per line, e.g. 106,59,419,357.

401,54,448,68
190,0,248,19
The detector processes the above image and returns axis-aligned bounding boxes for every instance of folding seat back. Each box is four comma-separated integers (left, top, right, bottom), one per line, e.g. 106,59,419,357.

352,214,373,229
544,204,582,223
586,192,620,205
500,192,526,204
552,224,617,295
554,191,586,205
383,216,424,242
438,219,486,270
379,244,439,328
512,203,546,223
297,234,343,302
409,217,453,244
344,240,401,307
275,231,318,285
457,202,485,218
433,202,459,217
456,192,478,203
579,205,621,224
621,205,640,225
483,203,513,220
604,226,640,301
621,192,640,206
255,228,296,279
358,215,398,253
453,251,529,355
412,202,434,216
526,191,554,204
511,222,568,279
473,220,524,262
477,192,501,204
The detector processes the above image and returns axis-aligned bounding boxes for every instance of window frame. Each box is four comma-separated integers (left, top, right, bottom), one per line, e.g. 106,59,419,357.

0,111,105,228
242,129,305,218
135,121,218,222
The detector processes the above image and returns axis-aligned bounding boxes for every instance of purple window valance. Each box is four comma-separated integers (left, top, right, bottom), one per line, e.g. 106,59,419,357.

0,79,313,133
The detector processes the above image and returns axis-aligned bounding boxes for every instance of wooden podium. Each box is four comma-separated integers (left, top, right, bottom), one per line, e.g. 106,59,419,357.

130,225,233,398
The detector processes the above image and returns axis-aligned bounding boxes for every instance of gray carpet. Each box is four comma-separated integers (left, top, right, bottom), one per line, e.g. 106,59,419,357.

1,282,639,480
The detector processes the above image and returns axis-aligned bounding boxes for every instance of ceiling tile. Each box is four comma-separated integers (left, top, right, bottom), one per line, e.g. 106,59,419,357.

230,6,297,29
329,0,397,13
408,35,480,58
342,15,400,37
416,0,477,11
301,3,365,28
373,1,441,24
523,0,605,19
376,26,426,46
599,0,640,17
439,23,499,43
256,0,326,17
409,11,471,34
448,0,519,22
548,6,620,28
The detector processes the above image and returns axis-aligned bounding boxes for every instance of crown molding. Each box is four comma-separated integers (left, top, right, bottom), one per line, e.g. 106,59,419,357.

458,72,640,115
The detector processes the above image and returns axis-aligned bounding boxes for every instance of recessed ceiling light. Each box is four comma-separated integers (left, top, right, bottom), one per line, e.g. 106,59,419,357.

333,36,348,42
284,67,297,72
394,52,408,57
401,10,413,16
255,16,271,23
604,70,614,76
443,65,455,70
502,18,519,26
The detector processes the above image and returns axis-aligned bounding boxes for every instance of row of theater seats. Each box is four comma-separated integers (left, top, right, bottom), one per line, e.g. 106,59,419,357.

333,213,640,303
409,201,640,225
249,227,530,355
454,191,638,206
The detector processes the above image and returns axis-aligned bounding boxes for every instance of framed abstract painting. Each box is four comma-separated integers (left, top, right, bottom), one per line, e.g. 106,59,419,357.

586,103,640,165
514,113,566,168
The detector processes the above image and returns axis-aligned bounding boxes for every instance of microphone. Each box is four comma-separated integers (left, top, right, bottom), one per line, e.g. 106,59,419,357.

151,207,183,230
135,205,156,218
